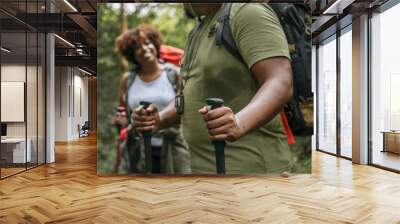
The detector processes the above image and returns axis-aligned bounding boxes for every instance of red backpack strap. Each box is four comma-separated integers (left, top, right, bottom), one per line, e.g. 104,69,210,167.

280,110,295,145
119,127,129,141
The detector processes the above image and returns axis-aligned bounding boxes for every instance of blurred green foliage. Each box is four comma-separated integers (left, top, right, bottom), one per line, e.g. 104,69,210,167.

97,3,194,174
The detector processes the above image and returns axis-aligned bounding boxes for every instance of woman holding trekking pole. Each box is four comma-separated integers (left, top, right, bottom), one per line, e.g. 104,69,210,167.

113,24,190,174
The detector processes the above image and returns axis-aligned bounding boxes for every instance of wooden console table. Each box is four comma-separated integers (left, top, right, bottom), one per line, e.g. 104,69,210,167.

381,131,400,154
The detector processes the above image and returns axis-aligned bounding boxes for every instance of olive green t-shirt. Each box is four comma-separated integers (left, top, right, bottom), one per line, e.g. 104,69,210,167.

180,3,293,174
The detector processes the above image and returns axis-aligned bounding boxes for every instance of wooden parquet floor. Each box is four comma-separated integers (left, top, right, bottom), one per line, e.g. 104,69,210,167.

1,135,400,224
1,167,26,178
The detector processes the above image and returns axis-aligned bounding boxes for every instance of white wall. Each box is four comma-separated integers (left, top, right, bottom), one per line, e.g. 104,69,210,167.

72,72,89,138
1,65,26,140
55,67,69,141
1,65,26,139
1,65,38,137
54,67,89,141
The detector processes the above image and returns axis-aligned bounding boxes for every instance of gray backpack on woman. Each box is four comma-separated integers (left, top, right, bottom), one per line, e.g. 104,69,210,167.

118,62,190,174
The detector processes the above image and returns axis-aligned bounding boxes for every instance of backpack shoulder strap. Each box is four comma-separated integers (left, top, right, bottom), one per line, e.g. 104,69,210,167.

125,70,137,109
215,3,244,63
269,3,305,45
216,3,298,63
163,62,182,95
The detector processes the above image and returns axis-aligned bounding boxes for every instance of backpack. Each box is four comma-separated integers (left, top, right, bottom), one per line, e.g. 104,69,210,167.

116,62,190,174
124,62,182,125
215,3,313,136
160,44,184,67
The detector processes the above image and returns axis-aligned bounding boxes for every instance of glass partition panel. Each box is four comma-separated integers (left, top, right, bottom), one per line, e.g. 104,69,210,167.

371,4,400,171
0,0,47,179
38,32,45,165
27,30,38,169
1,30,27,177
317,36,337,154
26,0,41,169
339,28,352,158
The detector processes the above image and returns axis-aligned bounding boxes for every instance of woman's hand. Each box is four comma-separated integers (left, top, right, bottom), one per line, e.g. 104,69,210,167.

199,106,245,142
133,104,160,133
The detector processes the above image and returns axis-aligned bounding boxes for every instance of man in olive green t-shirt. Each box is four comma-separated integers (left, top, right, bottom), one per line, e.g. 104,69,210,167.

134,3,294,174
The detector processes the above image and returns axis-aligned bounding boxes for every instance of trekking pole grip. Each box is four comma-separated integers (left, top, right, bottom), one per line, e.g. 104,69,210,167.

205,98,226,174
139,101,152,173
139,101,152,136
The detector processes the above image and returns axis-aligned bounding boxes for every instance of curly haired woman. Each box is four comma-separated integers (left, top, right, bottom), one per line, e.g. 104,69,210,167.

114,24,190,174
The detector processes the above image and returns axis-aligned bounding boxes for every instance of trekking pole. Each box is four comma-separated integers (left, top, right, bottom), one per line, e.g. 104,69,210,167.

205,98,226,174
139,101,152,174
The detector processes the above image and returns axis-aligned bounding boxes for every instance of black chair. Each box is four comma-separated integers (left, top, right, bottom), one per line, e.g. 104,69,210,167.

79,121,90,138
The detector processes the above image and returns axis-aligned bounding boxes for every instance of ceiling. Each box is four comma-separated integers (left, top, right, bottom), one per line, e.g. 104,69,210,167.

7,0,390,74
311,0,391,44
0,0,97,74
